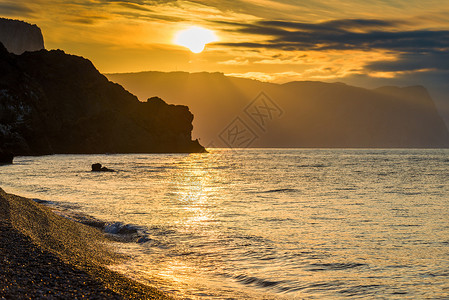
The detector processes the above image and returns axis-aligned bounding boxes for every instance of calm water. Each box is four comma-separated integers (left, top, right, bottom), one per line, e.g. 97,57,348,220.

1,149,449,299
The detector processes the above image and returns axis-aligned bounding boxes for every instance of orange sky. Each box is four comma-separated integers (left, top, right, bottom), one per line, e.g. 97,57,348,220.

0,0,448,84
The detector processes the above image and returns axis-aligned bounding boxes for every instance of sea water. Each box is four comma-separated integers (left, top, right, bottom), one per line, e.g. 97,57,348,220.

1,149,448,299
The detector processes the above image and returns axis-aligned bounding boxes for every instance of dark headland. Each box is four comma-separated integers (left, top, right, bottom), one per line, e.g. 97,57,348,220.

0,19,205,156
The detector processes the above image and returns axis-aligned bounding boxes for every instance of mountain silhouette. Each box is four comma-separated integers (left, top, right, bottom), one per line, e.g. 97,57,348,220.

107,71,449,148
0,44,204,155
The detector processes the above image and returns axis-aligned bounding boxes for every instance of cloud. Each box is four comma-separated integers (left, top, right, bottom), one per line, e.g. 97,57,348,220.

67,18,99,25
219,19,449,53
259,18,401,32
254,54,309,65
0,2,34,16
366,51,449,72
187,0,298,19
96,0,177,4
216,18,449,74
218,58,250,65
186,0,415,22
118,2,155,12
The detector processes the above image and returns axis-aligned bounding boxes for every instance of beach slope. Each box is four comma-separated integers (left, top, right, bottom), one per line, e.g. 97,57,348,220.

0,188,169,299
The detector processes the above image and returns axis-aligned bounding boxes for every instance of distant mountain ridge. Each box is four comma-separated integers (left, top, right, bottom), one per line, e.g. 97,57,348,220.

0,44,204,155
106,71,449,148
0,18,44,54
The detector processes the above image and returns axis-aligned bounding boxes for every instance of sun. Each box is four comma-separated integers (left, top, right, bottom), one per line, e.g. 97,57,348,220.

175,26,218,53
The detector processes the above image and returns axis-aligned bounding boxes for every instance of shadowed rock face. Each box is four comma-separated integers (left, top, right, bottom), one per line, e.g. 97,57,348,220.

0,43,204,155
0,151,13,164
0,18,44,55
107,71,449,148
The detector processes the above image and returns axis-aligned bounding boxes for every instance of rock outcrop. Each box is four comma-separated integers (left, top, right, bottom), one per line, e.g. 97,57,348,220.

0,43,205,155
0,150,13,164
0,18,44,54
91,163,114,172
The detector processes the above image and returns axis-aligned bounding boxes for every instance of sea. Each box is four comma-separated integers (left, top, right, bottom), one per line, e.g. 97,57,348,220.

1,149,449,299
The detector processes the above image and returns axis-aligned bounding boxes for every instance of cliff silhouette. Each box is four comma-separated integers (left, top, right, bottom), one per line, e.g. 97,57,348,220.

0,44,204,155
0,18,44,54
107,71,449,148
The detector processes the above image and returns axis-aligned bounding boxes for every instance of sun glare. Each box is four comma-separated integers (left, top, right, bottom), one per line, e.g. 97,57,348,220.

175,26,218,53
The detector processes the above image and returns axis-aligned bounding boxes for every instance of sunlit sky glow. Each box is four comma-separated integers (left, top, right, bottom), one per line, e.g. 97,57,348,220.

1,0,449,103
174,26,218,53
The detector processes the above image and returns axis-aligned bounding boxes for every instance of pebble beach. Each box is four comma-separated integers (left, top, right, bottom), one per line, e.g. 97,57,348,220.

0,188,169,299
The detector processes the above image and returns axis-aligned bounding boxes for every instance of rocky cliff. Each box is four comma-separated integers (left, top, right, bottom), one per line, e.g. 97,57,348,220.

0,43,204,155
0,18,44,55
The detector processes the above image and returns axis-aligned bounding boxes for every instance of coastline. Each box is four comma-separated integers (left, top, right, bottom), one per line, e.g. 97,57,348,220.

0,188,170,299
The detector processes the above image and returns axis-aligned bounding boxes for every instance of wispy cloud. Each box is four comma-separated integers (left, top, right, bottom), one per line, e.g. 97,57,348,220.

117,2,155,12
218,58,250,65
0,2,34,16
96,0,177,4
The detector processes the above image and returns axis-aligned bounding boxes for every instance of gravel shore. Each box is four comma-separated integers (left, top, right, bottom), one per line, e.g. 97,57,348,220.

0,188,170,299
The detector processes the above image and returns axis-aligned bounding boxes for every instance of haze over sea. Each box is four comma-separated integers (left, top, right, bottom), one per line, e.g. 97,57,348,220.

1,149,448,299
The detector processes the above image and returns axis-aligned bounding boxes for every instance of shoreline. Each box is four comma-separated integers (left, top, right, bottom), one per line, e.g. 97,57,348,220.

0,188,170,299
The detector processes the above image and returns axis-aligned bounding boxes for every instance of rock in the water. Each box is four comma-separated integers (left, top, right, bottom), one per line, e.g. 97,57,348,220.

0,18,44,54
0,151,13,165
91,163,102,172
91,163,114,172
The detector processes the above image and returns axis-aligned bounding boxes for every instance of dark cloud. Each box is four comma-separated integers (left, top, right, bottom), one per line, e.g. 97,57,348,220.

218,19,449,53
67,14,111,25
217,18,449,73
68,18,98,25
0,2,34,16
259,18,400,32
366,51,449,72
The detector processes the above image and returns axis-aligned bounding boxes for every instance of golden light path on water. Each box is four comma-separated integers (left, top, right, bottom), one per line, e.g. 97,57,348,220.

1,149,449,298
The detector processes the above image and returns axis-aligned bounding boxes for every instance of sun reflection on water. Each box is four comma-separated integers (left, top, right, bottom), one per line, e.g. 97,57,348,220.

1,149,449,299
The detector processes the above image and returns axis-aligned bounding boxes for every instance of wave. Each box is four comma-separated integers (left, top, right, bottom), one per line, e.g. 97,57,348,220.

234,274,284,288
261,216,294,223
335,187,357,191
33,199,153,243
232,272,382,296
307,262,366,271
259,188,299,194
421,271,449,278
32,198,55,205
297,164,327,168
104,222,140,235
